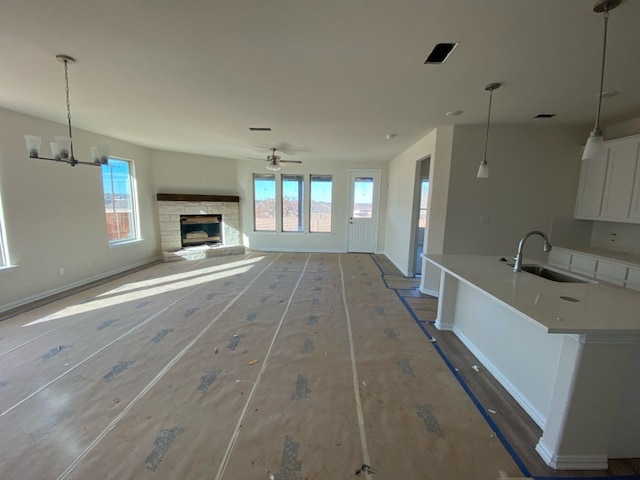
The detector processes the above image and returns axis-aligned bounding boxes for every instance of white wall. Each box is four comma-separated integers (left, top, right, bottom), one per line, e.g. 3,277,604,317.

386,124,586,293
152,150,238,195
236,159,388,253
386,127,454,280
605,115,640,141
443,125,586,260
0,108,158,311
385,130,434,274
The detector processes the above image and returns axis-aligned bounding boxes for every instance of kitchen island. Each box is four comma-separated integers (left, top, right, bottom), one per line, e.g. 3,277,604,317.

425,254,640,470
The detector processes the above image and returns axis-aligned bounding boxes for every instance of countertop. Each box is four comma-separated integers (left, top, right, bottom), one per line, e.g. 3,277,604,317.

425,254,640,335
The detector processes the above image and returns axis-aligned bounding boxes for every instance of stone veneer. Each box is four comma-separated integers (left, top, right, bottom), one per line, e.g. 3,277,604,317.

157,194,245,261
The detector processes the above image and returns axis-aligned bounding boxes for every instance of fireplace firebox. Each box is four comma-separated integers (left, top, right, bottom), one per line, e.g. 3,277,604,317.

180,214,222,247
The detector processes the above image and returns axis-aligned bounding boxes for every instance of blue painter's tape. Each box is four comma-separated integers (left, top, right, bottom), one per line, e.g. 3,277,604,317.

368,253,533,478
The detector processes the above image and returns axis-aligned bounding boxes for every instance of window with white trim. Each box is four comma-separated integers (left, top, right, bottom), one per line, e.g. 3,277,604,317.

254,174,276,231
100,158,140,244
309,175,332,233
281,174,304,232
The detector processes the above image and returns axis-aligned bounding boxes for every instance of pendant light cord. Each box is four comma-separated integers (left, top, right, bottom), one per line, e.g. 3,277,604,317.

62,59,75,160
483,88,494,162
594,10,609,132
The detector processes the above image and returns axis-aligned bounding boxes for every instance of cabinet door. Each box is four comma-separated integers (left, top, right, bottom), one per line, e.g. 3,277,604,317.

626,267,640,291
595,260,628,286
630,147,640,222
570,254,597,277
548,250,572,270
601,142,640,220
574,157,608,219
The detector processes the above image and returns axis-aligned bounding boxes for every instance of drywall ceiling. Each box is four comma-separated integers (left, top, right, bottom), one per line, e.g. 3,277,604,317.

1,0,639,163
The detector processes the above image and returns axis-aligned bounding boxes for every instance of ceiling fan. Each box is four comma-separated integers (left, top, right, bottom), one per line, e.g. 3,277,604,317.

264,147,302,171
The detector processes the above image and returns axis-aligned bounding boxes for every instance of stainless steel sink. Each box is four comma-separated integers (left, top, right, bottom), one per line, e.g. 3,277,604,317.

507,263,596,284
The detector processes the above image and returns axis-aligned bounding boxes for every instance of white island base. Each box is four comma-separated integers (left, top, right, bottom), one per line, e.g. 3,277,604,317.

428,254,640,470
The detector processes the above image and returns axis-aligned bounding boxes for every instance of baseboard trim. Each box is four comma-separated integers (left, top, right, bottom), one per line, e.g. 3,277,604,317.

419,287,439,297
248,247,345,253
435,319,454,331
0,257,159,318
453,326,547,430
535,440,608,470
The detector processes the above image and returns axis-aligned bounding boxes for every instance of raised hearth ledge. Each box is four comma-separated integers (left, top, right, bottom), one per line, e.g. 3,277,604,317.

163,244,245,262
157,193,239,203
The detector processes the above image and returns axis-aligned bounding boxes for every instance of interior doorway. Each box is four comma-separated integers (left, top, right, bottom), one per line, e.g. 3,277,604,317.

412,157,430,275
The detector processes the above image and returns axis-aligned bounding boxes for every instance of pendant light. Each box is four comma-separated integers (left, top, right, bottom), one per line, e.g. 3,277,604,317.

24,55,109,167
477,82,501,179
582,0,622,161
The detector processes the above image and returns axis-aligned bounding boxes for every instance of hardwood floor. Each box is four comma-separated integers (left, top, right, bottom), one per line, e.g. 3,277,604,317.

2,252,638,479
377,255,640,479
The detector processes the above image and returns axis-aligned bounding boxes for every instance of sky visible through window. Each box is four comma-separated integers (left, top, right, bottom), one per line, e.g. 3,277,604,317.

101,159,132,196
254,178,275,201
353,179,373,203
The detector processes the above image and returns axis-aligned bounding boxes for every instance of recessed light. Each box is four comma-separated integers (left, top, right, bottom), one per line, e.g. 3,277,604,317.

534,114,556,119
424,43,459,64
446,110,463,116
249,127,272,131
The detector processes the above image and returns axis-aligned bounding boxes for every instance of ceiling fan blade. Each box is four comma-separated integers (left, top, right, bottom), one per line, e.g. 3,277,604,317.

279,160,302,164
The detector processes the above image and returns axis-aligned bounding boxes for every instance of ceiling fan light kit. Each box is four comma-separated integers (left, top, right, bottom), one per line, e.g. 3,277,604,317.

24,54,109,167
264,147,302,172
582,0,622,161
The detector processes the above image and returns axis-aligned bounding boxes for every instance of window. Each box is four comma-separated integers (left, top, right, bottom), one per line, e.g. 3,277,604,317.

282,174,304,232
419,179,429,228
352,176,374,218
254,174,276,231
310,175,332,233
101,158,139,244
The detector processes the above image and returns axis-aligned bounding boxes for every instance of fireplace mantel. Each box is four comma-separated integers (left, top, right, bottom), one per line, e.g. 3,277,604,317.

156,193,239,203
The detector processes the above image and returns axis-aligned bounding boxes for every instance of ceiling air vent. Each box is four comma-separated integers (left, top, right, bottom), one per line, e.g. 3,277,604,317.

534,114,556,119
249,127,272,131
424,43,459,64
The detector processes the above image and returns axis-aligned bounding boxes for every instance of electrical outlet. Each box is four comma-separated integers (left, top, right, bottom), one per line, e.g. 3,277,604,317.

58,267,65,276
610,233,617,242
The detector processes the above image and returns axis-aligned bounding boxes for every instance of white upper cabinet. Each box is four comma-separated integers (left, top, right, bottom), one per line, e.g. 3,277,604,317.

575,135,640,224
630,151,640,221
601,142,640,219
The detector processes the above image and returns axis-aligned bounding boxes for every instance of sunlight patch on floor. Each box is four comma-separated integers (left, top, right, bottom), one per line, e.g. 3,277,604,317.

23,263,257,327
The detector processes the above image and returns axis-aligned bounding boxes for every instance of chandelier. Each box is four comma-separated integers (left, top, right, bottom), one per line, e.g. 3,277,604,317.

24,55,109,167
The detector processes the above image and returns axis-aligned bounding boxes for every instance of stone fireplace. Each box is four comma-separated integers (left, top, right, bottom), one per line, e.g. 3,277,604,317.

157,194,245,261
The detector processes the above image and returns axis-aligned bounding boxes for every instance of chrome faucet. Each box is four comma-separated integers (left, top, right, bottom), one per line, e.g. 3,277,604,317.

513,230,552,272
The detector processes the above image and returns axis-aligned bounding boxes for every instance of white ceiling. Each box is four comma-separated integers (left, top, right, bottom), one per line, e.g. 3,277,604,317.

1,0,639,163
